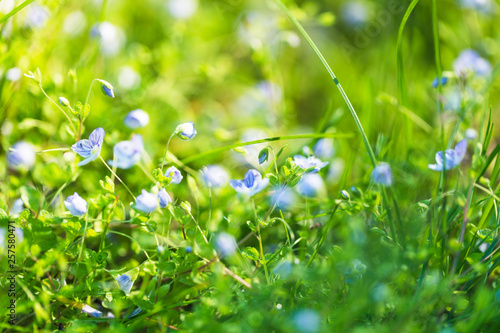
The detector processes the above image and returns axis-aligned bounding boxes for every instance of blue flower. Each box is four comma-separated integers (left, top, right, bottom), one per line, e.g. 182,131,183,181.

230,169,269,196
272,187,297,210
109,135,143,169
71,127,105,166
292,309,321,333
158,188,172,208
297,173,325,197
175,122,197,140
432,76,449,88
115,274,134,294
215,232,237,256
313,139,334,160
64,192,87,216
58,96,70,107
258,150,268,164
371,163,393,186
124,109,149,129
134,190,158,213
465,128,478,140
293,155,329,173
81,304,102,318
201,165,230,188
99,79,115,98
10,199,25,216
7,141,36,170
453,49,492,77
185,246,193,253
429,139,467,171
165,166,183,184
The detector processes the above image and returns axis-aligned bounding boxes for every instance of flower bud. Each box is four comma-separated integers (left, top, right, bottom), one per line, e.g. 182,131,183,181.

99,79,115,98
59,97,70,107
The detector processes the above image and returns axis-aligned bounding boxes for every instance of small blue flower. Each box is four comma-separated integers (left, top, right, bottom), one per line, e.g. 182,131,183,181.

124,109,149,129
165,166,183,184
258,150,268,164
81,304,102,318
109,135,143,169
431,76,449,88
158,188,172,208
297,173,325,197
292,309,321,333
99,79,115,98
10,199,25,216
340,190,350,200
175,122,197,140
71,127,105,166
115,274,134,294
58,96,70,107
371,163,393,186
7,141,36,170
230,169,269,196
185,246,193,253
201,165,230,188
293,155,329,173
64,192,87,216
215,232,237,257
453,49,492,77
313,139,334,160
465,128,478,140
428,139,467,171
272,187,297,210
134,190,158,213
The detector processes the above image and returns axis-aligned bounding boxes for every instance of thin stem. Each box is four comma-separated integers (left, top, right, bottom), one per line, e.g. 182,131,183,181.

451,181,475,274
84,79,98,110
138,161,156,182
37,148,71,154
207,187,213,232
253,199,270,284
161,133,175,172
75,215,89,285
39,85,77,136
99,155,136,200
271,0,377,167
0,0,35,24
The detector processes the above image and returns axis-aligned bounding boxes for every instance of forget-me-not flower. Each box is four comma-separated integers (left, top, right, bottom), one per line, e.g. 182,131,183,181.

7,141,36,169
134,190,158,213
272,187,297,210
292,309,321,333
158,188,172,208
293,155,329,173
201,165,230,188
115,274,134,294
432,76,449,88
453,49,492,77
64,192,87,216
175,122,197,140
313,139,334,160
428,139,467,171
371,163,393,186
81,304,102,318
165,166,183,184
71,127,105,166
109,135,143,169
124,109,149,129
230,169,269,196
215,232,237,257
297,173,325,198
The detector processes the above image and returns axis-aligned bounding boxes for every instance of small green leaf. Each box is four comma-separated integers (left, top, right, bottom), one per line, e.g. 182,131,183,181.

241,247,260,261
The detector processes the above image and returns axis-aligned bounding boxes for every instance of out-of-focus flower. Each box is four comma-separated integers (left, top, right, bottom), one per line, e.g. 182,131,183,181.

58,97,70,107
64,192,87,216
158,188,172,208
297,174,325,198
63,11,87,36
167,0,198,19
5,67,22,82
81,304,102,318
201,165,230,188
341,1,369,26
429,139,467,171
25,4,50,28
272,187,297,210
215,232,237,256
91,22,125,56
458,0,493,12
292,309,321,333
118,66,141,91
175,122,197,140
10,199,24,216
7,141,35,170
134,190,158,213
293,155,329,173
71,127,105,166
453,49,492,77
465,128,478,140
109,135,143,169
371,163,394,186
115,274,134,294
432,76,449,88
124,109,149,129
313,139,334,160
230,169,269,196
185,246,193,253
165,166,183,184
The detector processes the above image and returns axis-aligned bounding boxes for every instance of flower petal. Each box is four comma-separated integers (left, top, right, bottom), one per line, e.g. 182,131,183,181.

89,127,105,146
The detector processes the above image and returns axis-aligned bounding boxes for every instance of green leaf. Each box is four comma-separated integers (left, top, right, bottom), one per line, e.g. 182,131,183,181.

241,247,260,261
99,176,115,194
276,145,288,159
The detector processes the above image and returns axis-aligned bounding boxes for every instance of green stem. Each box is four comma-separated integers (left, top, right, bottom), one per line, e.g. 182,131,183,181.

161,133,175,172
0,0,35,24
253,199,270,284
99,155,136,200
84,79,98,110
271,0,377,167
39,85,78,137
181,132,353,164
